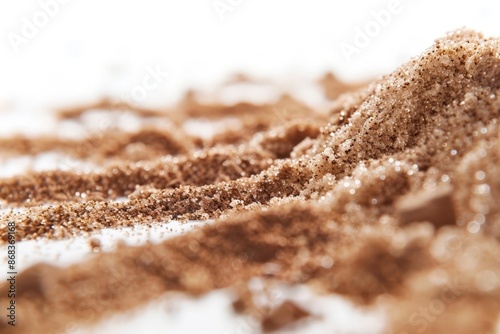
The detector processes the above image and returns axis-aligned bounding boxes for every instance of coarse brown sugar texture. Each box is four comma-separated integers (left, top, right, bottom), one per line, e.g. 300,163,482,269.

0,145,276,208
0,29,500,334
387,227,500,334
0,96,323,207
0,204,434,334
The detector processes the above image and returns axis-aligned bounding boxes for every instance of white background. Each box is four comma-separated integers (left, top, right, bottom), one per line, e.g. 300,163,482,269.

0,0,499,112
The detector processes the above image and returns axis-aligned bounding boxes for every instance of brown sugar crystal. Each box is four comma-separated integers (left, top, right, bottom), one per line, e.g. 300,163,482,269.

88,238,101,252
395,186,457,228
261,301,311,332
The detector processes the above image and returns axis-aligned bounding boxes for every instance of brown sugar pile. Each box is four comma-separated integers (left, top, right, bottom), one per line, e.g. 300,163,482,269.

1,29,500,333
